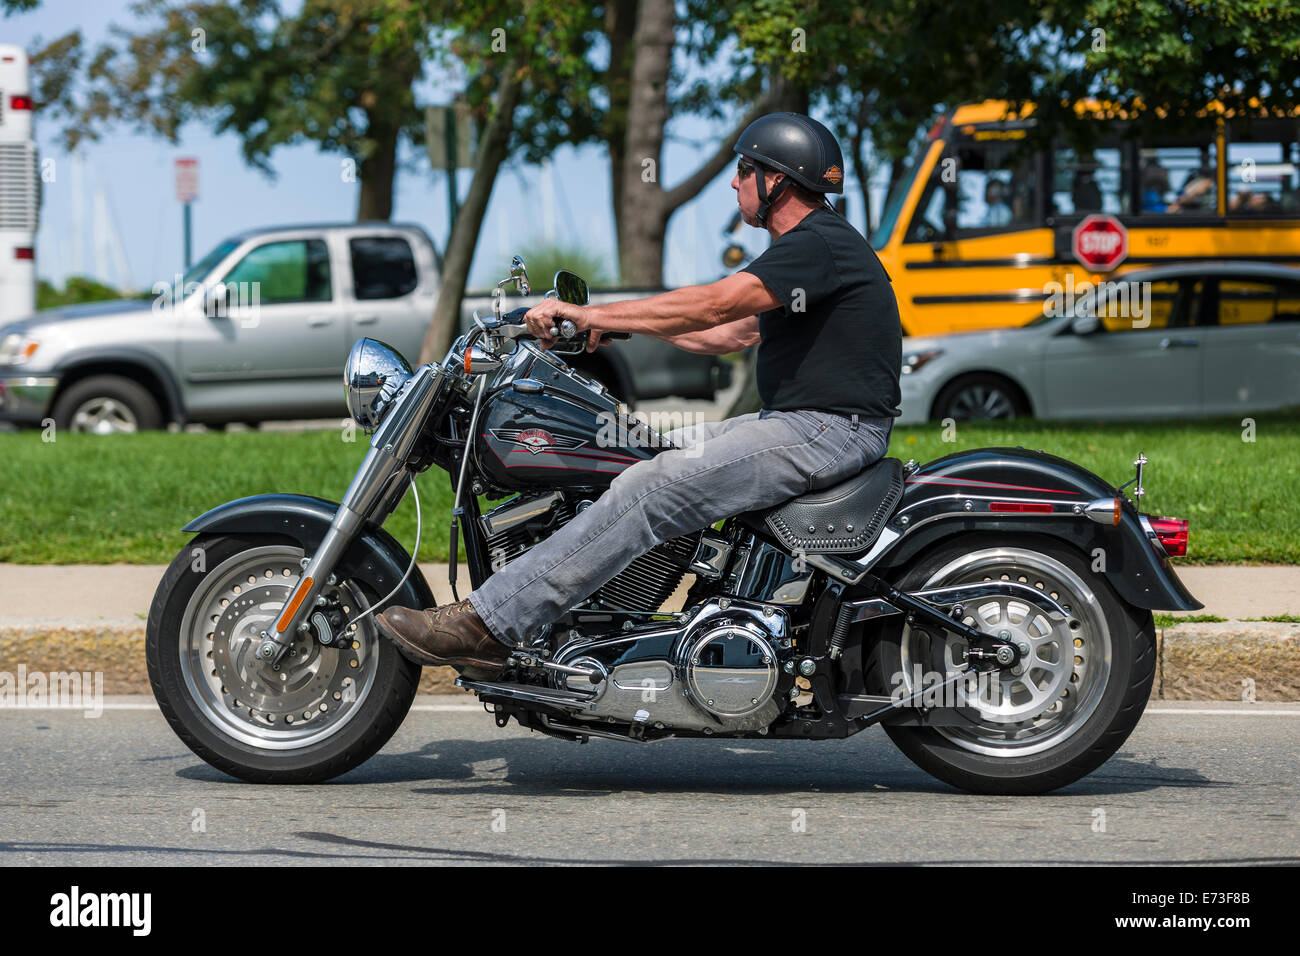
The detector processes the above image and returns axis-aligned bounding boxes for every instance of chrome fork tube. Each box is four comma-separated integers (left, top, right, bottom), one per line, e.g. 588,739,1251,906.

256,365,444,664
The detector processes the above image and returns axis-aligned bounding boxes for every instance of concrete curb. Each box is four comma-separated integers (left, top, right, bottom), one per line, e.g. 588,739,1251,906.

1,619,1296,701
0,619,462,696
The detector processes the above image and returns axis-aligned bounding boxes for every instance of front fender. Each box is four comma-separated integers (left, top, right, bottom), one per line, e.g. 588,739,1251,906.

874,447,1202,611
182,493,437,612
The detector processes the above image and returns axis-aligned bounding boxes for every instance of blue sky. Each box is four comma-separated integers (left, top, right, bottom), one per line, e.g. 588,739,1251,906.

5,0,879,294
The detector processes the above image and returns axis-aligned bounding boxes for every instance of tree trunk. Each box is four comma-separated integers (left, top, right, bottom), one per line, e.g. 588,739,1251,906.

417,55,525,365
605,0,638,279
617,0,674,288
852,92,874,232
356,113,399,221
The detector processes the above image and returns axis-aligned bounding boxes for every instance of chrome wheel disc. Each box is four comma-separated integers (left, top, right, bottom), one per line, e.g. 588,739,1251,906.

948,385,1015,420
898,547,1111,758
71,397,138,434
177,545,380,750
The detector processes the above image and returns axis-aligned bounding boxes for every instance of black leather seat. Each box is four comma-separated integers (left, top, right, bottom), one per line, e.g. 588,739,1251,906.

740,457,904,554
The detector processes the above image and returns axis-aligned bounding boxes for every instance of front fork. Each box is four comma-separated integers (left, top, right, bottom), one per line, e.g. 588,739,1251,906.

256,364,445,665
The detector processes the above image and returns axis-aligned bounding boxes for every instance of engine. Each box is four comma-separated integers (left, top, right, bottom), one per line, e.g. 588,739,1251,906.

557,598,788,735
480,491,700,613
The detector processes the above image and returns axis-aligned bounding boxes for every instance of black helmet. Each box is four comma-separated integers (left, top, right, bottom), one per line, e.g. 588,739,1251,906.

733,112,844,226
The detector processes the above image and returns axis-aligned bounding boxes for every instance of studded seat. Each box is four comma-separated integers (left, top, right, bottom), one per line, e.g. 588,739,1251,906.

740,457,904,555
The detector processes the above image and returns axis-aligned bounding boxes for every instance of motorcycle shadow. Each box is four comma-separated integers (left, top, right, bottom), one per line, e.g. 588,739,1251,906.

210,736,1221,797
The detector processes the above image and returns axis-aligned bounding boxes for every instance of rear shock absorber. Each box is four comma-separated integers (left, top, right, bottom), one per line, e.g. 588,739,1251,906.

828,601,855,659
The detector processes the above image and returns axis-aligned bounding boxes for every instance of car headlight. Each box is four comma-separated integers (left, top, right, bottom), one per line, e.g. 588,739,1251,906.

344,338,413,429
0,333,40,366
902,348,944,374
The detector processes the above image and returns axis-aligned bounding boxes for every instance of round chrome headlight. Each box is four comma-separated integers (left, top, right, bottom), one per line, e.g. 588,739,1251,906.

344,338,413,429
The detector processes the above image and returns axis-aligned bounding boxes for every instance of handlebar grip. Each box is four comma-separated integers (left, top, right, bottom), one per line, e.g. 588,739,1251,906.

559,319,577,338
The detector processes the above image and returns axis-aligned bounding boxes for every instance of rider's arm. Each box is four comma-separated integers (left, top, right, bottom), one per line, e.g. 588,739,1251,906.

657,315,761,354
583,271,780,337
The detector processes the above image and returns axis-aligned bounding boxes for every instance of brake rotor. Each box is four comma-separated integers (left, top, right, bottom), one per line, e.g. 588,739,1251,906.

206,582,358,726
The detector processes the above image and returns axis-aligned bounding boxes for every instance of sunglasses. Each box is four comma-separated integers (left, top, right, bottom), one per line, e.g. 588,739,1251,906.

736,157,756,179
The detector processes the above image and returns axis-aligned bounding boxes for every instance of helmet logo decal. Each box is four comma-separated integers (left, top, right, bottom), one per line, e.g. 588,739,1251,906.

823,165,843,185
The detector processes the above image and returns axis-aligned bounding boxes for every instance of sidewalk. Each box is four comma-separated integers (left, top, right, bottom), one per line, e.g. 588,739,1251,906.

1,562,1297,621
1,563,1297,699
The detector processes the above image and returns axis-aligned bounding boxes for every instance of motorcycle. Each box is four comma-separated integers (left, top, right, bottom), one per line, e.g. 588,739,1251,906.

146,256,1203,794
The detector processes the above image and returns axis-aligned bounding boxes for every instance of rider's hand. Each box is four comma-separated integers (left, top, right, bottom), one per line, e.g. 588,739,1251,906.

523,299,590,350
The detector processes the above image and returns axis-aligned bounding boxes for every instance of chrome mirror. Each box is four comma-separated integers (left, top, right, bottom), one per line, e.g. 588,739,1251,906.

510,255,530,296
493,255,531,320
553,270,589,306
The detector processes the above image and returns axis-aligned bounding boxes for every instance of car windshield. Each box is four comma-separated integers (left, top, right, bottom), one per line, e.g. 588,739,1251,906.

182,240,240,288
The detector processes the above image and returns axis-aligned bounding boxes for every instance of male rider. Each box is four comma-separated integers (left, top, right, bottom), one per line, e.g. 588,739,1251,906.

376,112,903,674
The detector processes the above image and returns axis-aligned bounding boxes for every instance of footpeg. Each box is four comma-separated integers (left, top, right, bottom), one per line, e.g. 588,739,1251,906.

456,677,600,712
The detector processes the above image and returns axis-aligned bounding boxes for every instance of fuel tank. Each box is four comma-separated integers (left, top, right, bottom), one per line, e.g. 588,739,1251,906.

473,341,668,492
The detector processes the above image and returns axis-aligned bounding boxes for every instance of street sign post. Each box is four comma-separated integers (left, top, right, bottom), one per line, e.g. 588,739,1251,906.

424,101,474,233
175,158,199,269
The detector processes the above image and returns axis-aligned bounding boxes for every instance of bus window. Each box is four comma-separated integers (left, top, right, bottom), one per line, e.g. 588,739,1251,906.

1213,278,1300,324
1139,144,1217,214
904,137,1037,242
869,158,922,248
1052,147,1130,216
1226,140,1299,215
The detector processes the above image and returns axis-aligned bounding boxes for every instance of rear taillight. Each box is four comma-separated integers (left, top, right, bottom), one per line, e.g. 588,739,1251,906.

14,247,33,260
1147,516,1188,557
8,95,32,111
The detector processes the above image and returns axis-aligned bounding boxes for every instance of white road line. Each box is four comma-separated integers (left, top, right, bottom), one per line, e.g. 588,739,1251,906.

4,704,1298,715
1144,707,1300,716
0,703,487,712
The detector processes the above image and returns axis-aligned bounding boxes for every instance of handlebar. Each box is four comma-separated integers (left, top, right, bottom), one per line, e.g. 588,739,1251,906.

493,308,629,345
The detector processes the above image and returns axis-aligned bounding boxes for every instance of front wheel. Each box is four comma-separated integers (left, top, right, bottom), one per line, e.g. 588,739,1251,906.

866,534,1155,794
146,533,420,783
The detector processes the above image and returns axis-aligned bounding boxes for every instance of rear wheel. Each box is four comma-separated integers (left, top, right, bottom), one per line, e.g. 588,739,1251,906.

866,534,1155,794
146,533,420,783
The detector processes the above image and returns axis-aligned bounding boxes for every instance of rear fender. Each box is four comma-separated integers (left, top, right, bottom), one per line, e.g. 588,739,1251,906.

869,447,1202,611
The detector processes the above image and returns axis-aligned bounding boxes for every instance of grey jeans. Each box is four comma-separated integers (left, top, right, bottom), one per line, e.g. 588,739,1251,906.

468,408,894,646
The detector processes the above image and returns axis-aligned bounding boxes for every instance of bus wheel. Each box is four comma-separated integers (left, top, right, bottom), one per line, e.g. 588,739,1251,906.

52,375,164,434
932,373,1027,422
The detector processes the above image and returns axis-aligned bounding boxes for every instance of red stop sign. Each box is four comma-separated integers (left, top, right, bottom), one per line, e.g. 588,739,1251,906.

1072,214,1128,272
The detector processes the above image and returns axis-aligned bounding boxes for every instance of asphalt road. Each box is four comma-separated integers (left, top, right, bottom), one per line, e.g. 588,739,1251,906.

1,699,1296,866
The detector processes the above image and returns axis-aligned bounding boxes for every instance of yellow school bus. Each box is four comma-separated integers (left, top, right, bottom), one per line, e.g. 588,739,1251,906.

870,100,1300,336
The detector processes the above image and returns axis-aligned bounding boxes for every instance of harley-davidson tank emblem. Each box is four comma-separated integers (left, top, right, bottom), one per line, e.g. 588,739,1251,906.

490,427,588,454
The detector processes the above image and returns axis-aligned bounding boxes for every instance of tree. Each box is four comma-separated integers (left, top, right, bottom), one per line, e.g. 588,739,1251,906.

411,0,607,363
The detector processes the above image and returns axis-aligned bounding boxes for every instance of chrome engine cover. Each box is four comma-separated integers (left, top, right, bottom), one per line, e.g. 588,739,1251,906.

558,599,786,734
679,621,779,721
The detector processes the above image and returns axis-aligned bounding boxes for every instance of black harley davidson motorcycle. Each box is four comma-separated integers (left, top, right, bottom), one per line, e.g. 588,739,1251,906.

146,257,1202,794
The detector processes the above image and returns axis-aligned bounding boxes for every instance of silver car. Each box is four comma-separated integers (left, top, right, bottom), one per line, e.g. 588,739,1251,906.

896,262,1300,423
0,222,728,432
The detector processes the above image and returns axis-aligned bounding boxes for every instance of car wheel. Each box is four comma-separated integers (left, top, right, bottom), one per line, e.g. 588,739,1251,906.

932,373,1027,421
51,375,164,434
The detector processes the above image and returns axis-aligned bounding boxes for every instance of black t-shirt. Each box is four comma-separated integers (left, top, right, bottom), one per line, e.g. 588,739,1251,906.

740,205,902,419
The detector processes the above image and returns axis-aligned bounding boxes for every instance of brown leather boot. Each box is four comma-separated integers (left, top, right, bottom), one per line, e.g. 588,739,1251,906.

375,599,511,673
